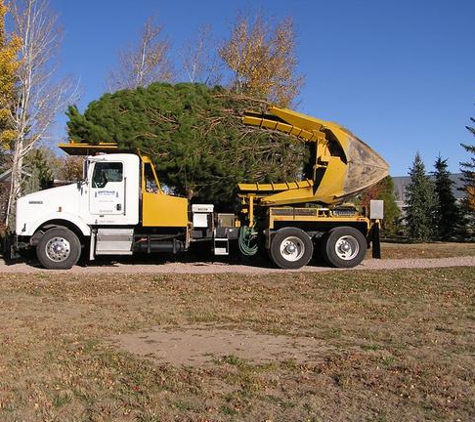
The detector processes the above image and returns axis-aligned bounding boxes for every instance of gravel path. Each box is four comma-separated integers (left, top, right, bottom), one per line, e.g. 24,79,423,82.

0,256,474,274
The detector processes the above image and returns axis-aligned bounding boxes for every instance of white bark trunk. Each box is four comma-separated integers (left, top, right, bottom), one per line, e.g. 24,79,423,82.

5,0,78,229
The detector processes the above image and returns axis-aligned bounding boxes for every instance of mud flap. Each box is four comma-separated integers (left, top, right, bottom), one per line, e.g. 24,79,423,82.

370,221,381,259
2,231,20,261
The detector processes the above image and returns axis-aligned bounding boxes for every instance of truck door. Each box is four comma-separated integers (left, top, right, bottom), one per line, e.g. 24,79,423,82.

89,161,125,216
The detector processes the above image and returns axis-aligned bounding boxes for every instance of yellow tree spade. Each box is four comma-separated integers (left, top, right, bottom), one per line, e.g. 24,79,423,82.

0,0,21,149
219,11,304,108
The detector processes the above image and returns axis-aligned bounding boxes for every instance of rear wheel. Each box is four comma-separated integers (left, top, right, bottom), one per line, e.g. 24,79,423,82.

36,227,81,270
269,227,313,269
322,227,366,268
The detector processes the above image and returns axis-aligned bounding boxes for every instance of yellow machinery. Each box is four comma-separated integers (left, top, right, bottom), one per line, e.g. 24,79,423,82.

239,106,389,207
236,106,389,267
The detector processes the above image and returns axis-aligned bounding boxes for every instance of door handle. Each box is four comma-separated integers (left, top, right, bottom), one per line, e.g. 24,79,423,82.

116,204,122,211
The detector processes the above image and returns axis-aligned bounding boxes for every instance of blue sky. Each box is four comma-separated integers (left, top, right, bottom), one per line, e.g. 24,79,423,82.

48,0,475,176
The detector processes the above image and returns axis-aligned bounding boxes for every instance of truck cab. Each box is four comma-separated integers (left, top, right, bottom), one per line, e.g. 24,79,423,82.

15,152,193,269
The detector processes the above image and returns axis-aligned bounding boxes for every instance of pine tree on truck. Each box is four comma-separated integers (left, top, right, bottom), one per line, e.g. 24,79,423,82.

12,106,388,270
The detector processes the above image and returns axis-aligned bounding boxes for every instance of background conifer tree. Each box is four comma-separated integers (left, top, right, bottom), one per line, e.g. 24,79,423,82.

23,148,54,193
405,153,438,242
460,109,475,235
432,156,461,240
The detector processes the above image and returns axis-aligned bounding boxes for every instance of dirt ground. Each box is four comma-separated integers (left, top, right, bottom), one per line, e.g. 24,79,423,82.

110,325,330,367
1,255,475,275
1,242,475,274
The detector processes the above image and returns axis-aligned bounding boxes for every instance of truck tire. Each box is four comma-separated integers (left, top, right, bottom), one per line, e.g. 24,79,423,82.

321,227,366,268
36,227,81,270
269,227,313,269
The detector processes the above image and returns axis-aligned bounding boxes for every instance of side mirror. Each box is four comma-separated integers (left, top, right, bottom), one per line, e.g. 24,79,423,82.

83,159,90,181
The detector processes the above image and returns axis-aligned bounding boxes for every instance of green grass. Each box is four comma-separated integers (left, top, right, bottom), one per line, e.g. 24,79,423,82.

0,267,474,421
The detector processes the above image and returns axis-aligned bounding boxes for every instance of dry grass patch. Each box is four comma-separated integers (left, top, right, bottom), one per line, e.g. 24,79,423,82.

0,267,474,421
110,325,333,366
379,242,475,259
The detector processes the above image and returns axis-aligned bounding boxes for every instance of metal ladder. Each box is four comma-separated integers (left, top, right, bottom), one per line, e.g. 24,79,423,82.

213,237,229,255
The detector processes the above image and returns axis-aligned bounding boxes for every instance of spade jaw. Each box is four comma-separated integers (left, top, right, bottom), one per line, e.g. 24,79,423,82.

240,106,389,206
340,132,389,201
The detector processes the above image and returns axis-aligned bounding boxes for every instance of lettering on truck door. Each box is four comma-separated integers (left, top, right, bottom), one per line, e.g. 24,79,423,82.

89,161,125,216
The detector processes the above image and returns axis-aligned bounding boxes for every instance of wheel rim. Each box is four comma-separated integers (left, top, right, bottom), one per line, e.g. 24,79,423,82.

334,235,360,261
279,236,305,262
45,237,71,262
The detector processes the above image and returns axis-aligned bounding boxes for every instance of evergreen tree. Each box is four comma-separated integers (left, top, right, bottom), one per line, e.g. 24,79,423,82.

66,83,308,208
361,175,401,236
23,148,54,193
460,112,475,234
405,153,438,242
432,156,461,240
32,148,54,190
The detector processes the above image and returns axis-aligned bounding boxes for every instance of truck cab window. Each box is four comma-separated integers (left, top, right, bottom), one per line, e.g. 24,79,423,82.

144,163,159,193
92,162,123,188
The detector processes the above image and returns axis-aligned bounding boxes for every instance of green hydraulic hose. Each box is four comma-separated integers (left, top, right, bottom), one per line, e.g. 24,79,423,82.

238,225,259,256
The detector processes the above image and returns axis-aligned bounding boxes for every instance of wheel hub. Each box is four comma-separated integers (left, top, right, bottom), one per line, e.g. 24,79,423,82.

280,236,305,262
285,243,297,254
334,235,359,261
340,242,351,252
45,237,71,262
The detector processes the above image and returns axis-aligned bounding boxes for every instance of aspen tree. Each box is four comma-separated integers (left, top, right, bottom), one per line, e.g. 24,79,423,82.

5,0,77,227
219,11,304,107
108,16,173,91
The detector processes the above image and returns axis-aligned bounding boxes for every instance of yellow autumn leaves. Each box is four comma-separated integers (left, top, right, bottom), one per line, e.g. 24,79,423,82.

219,13,304,108
0,0,21,148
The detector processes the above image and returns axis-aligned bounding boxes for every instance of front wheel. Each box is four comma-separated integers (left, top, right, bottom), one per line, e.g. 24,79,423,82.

322,227,367,268
269,227,313,269
36,227,81,270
